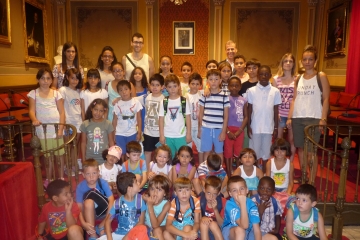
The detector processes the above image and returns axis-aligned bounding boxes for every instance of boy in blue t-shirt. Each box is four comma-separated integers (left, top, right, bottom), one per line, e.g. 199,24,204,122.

121,141,147,189
104,172,146,239
222,176,261,240
75,159,114,240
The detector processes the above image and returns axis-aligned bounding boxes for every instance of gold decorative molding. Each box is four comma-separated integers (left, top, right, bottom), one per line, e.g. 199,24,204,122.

145,0,155,5
214,0,225,6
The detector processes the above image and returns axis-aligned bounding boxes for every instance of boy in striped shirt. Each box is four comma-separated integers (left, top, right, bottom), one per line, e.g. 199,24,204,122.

198,69,230,164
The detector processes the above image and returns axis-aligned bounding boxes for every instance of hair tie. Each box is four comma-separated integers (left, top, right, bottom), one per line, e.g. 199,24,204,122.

93,101,97,106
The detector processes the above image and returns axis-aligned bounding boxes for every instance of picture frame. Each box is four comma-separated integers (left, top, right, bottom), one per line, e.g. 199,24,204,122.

173,21,195,55
0,0,11,45
325,4,347,57
23,0,49,64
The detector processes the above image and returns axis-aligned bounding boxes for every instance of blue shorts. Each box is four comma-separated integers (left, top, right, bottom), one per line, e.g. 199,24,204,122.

115,134,137,154
279,116,288,128
200,127,224,153
222,225,255,240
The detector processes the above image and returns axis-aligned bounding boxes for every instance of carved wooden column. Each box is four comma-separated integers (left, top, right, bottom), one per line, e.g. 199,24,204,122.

145,0,155,58
213,0,225,61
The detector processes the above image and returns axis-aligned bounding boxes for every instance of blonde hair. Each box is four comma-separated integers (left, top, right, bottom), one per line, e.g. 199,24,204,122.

83,159,99,169
173,177,191,190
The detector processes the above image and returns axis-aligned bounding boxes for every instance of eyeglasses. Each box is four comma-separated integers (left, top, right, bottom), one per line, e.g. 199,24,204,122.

102,55,113,59
113,69,123,73
133,41,144,45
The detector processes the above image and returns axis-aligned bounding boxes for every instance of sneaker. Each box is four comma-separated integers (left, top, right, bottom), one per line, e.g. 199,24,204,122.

43,179,50,189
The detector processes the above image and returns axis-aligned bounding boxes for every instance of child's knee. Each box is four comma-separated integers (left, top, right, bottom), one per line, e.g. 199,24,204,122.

153,227,163,238
84,199,95,208
262,233,278,240
67,225,83,239
183,225,193,232
231,226,245,239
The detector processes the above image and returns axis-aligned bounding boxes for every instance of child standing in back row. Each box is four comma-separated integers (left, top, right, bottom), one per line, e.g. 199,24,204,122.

247,65,281,172
198,69,229,163
80,99,115,165
159,74,191,159
224,75,248,176
80,69,108,120
112,80,143,161
143,74,165,169
180,62,193,96
28,68,65,186
185,72,204,163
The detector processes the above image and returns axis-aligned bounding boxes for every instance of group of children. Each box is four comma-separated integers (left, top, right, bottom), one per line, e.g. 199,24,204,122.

38,154,327,240
31,50,328,240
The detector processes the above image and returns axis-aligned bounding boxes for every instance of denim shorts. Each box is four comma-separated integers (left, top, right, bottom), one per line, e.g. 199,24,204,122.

279,116,288,128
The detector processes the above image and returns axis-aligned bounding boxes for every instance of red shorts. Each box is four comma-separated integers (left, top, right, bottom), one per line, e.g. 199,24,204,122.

224,126,245,158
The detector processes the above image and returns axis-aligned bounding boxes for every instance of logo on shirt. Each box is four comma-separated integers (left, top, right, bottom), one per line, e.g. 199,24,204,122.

169,107,180,121
146,100,160,129
70,99,80,105
48,212,67,235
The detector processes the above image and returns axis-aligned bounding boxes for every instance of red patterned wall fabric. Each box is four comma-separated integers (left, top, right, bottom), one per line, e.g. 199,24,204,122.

159,0,209,77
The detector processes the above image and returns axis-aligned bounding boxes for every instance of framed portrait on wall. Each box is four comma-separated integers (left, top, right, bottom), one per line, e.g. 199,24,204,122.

23,0,49,64
0,0,11,45
325,4,347,57
173,21,195,55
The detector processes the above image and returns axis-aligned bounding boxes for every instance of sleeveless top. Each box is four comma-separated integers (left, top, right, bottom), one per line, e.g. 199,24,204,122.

270,158,290,191
293,74,322,119
125,53,150,81
107,80,120,122
239,165,259,190
145,199,168,227
274,75,295,117
292,205,318,238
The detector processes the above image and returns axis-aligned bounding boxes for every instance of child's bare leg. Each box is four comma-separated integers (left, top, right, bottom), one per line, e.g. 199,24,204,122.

145,151,152,170
208,221,223,240
163,230,175,240
58,154,64,179
262,233,278,240
203,151,210,164
235,157,240,168
153,227,165,240
200,222,210,240
262,159,268,174
225,158,232,177
198,152,204,164
192,178,203,195
83,199,96,238
217,153,224,165
67,225,83,240
229,226,245,240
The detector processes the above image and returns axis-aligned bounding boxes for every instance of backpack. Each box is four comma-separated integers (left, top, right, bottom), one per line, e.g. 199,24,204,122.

199,191,223,217
294,72,331,116
115,193,142,219
123,160,143,172
174,196,195,223
292,203,318,222
163,96,187,125
253,194,278,215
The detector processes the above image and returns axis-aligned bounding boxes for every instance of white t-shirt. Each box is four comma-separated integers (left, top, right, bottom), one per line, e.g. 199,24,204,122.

149,161,172,175
58,86,81,131
80,89,108,113
144,94,164,137
180,82,190,96
159,96,190,138
98,69,115,89
185,91,203,129
246,83,281,134
113,98,143,136
99,163,122,183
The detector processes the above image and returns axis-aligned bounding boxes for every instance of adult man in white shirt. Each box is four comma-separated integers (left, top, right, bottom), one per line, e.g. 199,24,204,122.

219,40,238,72
122,33,155,81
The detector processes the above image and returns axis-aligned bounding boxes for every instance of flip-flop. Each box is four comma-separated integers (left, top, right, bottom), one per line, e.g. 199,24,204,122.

95,225,105,237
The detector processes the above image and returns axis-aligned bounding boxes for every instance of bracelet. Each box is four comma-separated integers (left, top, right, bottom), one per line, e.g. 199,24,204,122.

321,118,327,122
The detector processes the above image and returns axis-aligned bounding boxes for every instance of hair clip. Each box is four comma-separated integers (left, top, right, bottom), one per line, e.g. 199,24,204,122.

93,101,97,106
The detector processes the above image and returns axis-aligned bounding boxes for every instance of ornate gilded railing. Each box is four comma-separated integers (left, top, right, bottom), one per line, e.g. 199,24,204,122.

304,124,360,240
0,122,78,208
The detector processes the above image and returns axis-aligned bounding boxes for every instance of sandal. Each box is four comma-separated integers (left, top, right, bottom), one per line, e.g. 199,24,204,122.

96,225,105,237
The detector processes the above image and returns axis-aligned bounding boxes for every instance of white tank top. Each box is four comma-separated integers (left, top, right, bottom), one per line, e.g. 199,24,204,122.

293,74,322,119
125,53,150,81
270,158,290,189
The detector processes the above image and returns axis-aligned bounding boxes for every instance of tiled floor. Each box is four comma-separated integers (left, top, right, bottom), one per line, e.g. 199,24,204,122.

325,225,360,240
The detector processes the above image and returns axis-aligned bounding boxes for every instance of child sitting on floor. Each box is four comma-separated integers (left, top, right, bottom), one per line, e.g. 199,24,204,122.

37,179,83,240
164,177,201,240
104,172,146,240
199,176,227,240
